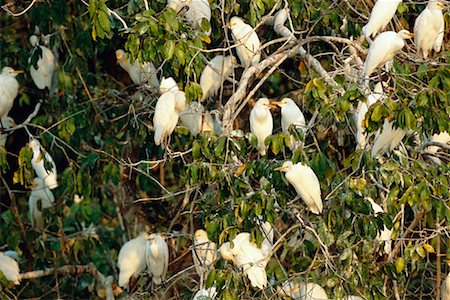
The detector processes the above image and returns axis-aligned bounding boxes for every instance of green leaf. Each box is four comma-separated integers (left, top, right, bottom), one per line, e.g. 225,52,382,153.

164,40,175,60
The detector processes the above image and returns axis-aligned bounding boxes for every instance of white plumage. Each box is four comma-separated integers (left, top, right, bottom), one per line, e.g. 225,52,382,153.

200,55,236,101
29,177,55,229
0,116,15,147
218,232,270,290
441,272,450,300
179,101,214,136
117,232,148,287
426,131,450,165
116,49,159,89
153,77,186,146
0,67,20,120
29,35,56,90
29,138,58,189
277,280,328,300
363,30,414,80
146,233,169,285
193,286,217,300
366,197,392,255
276,161,323,215
414,1,446,59
0,252,20,285
185,0,211,35
229,16,261,68
277,98,306,150
250,98,273,156
362,0,402,41
192,229,217,277
371,119,406,157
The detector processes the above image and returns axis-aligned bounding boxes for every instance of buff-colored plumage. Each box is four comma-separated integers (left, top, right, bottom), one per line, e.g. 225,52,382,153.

250,98,273,156
414,1,446,59
0,252,20,285
146,233,169,285
29,35,56,90
0,67,20,120
29,177,55,229
29,138,58,189
362,0,402,41
229,17,261,68
115,49,159,88
192,229,217,276
117,232,148,287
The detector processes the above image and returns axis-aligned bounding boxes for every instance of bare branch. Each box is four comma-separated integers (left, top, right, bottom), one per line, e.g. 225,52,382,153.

2,0,37,16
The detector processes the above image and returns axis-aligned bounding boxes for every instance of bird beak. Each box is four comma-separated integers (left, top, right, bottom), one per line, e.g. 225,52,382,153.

271,101,287,107
14,70,24,74
407,32,415,38
224,23,235,29
263,103,277,110
274,165,289,171
437,3,447,9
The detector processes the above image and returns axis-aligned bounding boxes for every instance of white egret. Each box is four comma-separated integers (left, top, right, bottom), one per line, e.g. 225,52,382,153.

3,251,19,261
362,0,402,41
250,98,274,156
371,119,406,157
115,49,159,89
277,280,328,300
167,0,190,13
346,297,364,300
366,197,392,255
200,55,237,101
441,272,450,300
426,131,450,165
276,98,306,151
192,229,217,276
29,138,58,189
218,232,269,290
146,233,169,285
414,1,446,59
275,161,323,215
29,177,55,229
363,30,414,80
254,217,274,257
185,0,211,35
29,35,56,90
0,67,21,120
354,82,385,149
193,286,217,300
228,17,261,68
117,232,148,287
153,77,186,146
179,101,214,136
0,252,20,285
0,116,15,147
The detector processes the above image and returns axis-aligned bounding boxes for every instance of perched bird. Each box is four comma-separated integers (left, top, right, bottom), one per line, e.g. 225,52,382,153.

29,177,55,229
366,197,392,255
275,161,323,215
362,0,402,41
276,98,306,150
441,272,450,300
354,82,385,149
250,98,274,156
117,232,148,287
363,30,414,80
192,230,217,277
153,77,186,146
146,233,169,285
426,131,450,165
277,280,328,300
167,0,190,13
185,0,212,35
179,101,214,136
219,232,270,290
0,67,21,120
115,49,159,89
29,35,56,90
193,286,217,300
200,55,237,101
371,119,406,157
0,252,20,285
0,116,15,147
228,17,261,68
414,1,446,59
29,138,58,189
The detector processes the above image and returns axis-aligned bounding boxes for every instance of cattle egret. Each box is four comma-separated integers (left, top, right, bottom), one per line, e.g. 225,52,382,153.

366,197,392,255
167,0,190,13
362,0,402,41
371,119,406,157
200,55,237,101
275,161,323,215
29,35,56,90
218,232,270,290
185,0,211,35
426,131,450,165
146,233,169,285
250,98,275,156
193,286,217,300
179,101,214,136
228,17,261,68
276,98,306,150
192,229,217,277
0,116,15,147
153,78,186,146
442,272,450,300
29,138,58,189
346,297,364,300
3,251,19,261
277,280,328,300
29,177,55,229
363,30,414,80
354,82,385,149
0,67,20,120
0,252,20,285
414,1,446,59
115,49,159,89
117,232,148,287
